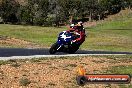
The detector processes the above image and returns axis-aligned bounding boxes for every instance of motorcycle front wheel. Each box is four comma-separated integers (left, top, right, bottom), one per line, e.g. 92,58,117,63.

49,43,59,54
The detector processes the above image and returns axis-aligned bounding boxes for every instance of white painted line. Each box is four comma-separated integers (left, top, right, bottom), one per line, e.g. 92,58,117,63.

0,54,128,60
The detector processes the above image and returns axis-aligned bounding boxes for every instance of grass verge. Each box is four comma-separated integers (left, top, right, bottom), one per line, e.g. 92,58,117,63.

0,10,132,51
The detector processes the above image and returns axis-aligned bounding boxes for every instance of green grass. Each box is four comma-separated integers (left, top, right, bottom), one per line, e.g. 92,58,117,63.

107,65,132,76
0,10,132,52
105,65,132,88
83,12,132,51
83,9,132,51
0,60,9,65
118,84,132,88
0,24,65,47
90,55,132,60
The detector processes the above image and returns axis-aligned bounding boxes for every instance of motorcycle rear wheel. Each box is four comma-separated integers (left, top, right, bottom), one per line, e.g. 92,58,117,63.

68,45,79,54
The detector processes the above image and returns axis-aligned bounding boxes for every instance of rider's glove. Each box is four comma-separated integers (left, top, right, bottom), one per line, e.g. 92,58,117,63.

71,40,76,44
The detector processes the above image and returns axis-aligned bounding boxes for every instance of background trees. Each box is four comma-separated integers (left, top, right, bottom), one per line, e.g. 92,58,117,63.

0,0,19,23
19,0,49,25
0,0,131,26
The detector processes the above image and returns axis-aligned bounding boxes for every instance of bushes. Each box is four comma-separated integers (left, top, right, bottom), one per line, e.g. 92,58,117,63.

0,0,19,23
0,0,131,26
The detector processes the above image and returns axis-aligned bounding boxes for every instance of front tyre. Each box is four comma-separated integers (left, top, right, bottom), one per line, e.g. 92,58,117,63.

49,43,59,54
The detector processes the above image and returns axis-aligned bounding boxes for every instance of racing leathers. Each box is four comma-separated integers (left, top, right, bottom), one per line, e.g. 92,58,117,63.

67,25,86,45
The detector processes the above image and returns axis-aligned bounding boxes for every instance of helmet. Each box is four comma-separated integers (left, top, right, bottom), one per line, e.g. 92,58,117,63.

77,21,83,26
70,24,75,28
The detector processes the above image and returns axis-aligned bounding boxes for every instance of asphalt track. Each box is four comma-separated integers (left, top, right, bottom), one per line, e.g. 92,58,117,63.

0,48,131,58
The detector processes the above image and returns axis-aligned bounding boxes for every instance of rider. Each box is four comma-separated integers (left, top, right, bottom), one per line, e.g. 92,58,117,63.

67,21,86,45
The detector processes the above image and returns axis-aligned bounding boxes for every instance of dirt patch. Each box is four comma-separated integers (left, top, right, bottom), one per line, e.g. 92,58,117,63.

0,35,42,48
84,21,97,27
0,56,131,88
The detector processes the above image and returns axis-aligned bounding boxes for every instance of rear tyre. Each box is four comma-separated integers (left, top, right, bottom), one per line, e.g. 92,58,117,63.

49,43,59,54
68,45,79,54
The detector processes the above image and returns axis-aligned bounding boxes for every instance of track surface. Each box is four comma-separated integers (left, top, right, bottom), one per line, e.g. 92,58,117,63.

0,48,132,57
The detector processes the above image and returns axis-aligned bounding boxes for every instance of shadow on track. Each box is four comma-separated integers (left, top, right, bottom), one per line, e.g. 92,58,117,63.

0,48,132,57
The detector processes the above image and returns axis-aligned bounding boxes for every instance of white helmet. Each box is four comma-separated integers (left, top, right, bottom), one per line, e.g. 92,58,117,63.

70,24,75,28
77,21,83,26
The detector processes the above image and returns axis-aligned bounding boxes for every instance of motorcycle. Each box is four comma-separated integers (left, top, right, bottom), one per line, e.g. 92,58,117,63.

49,30,85,54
